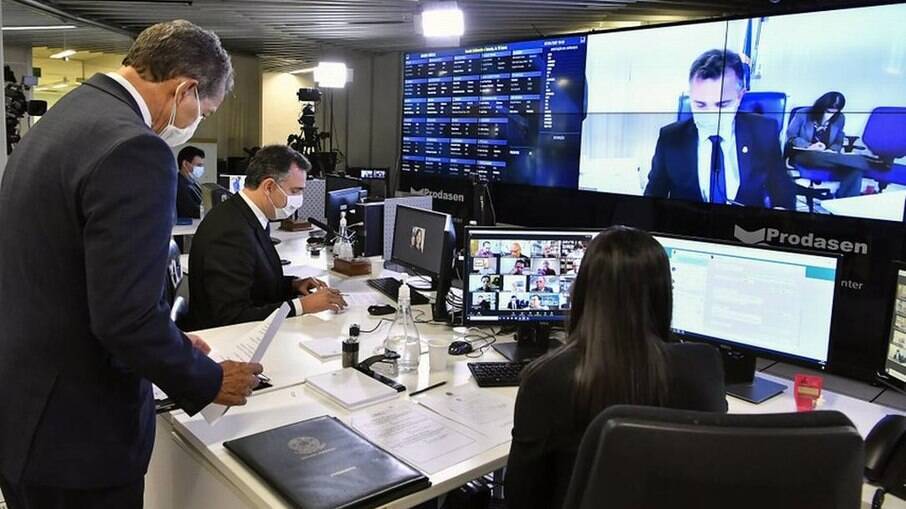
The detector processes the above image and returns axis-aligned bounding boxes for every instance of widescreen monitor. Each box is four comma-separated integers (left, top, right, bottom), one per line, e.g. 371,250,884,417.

464,228,598,324
654,233,840,402
326,187,363,239
391,205,454,278
400,3,906,222
884,262,906,387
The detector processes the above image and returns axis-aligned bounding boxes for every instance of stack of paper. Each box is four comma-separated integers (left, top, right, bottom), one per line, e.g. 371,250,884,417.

299,337,342,360
306,368,400,410
415,383,515,446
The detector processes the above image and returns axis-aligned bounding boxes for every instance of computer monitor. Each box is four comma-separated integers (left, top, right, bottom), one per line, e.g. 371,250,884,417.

464,227,599,360
223,174,246,194
391,205,456,320
326,175,363,197
654,233,840,403
883,262,906,390
326,187,363,241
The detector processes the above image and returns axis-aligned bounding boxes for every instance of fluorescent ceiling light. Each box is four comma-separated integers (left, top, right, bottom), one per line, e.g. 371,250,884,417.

421,1,464,38
289,67,317,74
50,49,77,59
313,62,348,88
2,25,77,31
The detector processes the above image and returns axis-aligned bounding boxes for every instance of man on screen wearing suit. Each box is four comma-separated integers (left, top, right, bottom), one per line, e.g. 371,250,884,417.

0,21,262,508
644,49,795,209
186,145,348,331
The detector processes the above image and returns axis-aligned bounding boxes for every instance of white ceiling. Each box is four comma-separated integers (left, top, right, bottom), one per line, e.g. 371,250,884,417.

2,0,881,72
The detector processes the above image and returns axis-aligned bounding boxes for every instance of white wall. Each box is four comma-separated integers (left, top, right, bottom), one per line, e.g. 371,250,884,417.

261,71,313,146
193,53,262,160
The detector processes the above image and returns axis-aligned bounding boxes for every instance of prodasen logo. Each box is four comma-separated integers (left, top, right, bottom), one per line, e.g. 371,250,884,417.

410,187,465,203
733,225,869,255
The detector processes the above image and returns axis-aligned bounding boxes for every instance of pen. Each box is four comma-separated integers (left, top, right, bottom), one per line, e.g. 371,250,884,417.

409,381,447,397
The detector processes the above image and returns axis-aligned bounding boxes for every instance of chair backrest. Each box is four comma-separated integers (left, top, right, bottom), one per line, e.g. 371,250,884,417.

211,186,231,206
678,91,788,132
562,405,864,509
862,107,906,162
169,276,190,327
164,239,182,307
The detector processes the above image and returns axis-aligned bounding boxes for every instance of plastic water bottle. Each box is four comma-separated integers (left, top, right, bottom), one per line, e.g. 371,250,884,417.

335,211,354,261
384,284,421,372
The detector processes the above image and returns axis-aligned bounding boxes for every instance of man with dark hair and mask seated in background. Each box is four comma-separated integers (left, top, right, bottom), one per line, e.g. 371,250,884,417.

175,145,206,219
186,144,347,331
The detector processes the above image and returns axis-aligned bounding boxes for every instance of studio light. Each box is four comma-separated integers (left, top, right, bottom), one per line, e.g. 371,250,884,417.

313,62,348,89
2,25,76,31
421,1,465,38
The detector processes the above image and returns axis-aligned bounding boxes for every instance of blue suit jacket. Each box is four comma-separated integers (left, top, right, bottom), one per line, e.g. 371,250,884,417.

644,113,796,209
0,74,222,488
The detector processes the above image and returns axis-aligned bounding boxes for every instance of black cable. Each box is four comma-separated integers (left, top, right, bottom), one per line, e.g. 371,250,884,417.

359,318,394,335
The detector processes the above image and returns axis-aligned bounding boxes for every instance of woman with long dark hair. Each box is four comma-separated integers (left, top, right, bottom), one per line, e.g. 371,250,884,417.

787,91,861,198
505,226,727,508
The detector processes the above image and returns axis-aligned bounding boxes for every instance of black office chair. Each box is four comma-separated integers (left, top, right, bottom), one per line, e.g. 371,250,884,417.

164,239,183,307
210,186,231,206
562,405,864,509
169,276,190,329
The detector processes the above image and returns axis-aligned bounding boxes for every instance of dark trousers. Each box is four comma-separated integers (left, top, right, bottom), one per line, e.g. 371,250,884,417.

0,474,143,509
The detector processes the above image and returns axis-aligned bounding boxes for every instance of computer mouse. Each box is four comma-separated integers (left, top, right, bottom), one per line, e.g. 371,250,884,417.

368,304,396,316
448,340,473,356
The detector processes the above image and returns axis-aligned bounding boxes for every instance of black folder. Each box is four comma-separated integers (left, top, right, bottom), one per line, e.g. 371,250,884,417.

224,415,430,509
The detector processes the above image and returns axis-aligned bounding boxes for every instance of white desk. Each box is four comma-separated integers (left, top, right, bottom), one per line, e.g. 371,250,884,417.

172,219,202,237
149,231,906,508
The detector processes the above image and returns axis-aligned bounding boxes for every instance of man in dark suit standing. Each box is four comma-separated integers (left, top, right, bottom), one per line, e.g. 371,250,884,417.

0,21,262,508
187,145,348,331
644,49,795,209
175,145,205,218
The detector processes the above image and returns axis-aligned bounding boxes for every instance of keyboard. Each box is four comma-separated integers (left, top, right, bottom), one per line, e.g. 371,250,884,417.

467,361,531,387
367,277,430,306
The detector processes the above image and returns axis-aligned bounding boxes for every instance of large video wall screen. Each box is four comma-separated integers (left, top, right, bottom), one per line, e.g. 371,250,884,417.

400,3,906,222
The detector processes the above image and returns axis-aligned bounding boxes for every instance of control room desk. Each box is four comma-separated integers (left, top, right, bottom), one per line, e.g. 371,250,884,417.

150,229,906,509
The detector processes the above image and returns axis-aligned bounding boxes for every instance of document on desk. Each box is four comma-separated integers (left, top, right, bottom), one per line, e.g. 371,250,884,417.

415,383,515,446
340,291,386,308
200,303,290,424
350,399,500,474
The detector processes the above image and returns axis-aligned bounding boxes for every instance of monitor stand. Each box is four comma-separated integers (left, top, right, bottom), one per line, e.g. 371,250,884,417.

494,323,563,362
720,347,785,404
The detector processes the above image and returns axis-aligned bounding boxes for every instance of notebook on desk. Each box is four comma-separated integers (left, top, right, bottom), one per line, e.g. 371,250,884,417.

307,368,401,410
224,415,430,509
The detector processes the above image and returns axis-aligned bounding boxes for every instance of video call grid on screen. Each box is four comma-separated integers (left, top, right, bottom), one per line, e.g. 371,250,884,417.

654,234,839,365
885,267,906,383
399,3,906,222
465,229,598,323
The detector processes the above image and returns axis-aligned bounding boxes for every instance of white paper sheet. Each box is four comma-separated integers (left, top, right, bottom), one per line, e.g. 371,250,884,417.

200,303,290,424
341,291,386,308
350,399,500,474
415,383,515,446
298,337,343,359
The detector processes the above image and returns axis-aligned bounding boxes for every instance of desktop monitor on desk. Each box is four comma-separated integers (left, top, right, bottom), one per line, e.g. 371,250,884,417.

389,205,456,321
326,186,364,241
654,233,840,403
463,227,599,361
882,262,906,391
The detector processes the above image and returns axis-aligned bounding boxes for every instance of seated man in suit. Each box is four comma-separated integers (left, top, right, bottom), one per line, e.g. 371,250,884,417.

175,145,205,218
644,49,795,209
187,145,347,330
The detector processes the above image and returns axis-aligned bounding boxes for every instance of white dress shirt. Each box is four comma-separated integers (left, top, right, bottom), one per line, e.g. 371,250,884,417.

105,72,153,128
696,122,740,203
239,190,304,315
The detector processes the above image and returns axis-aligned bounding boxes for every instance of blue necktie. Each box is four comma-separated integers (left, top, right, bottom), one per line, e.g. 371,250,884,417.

709,135,727,204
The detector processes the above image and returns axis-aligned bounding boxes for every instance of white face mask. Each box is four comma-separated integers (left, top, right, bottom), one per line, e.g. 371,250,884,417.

159,86,202,147
191,165,205,180
267,184,304,220
692,103,738,138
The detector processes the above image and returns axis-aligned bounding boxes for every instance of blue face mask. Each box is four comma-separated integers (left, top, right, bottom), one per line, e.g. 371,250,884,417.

191,165,205,180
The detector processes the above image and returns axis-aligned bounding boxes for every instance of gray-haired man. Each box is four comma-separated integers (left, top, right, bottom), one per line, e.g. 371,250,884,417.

0,20,261,507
